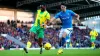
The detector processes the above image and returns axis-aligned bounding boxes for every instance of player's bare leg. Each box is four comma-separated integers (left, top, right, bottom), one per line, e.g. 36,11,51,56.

38,38,43,54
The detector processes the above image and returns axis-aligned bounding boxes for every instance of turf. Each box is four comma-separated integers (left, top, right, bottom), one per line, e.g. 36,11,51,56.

0,49,100,56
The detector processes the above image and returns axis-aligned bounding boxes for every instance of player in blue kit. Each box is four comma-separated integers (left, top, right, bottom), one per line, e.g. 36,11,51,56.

50,3,80,54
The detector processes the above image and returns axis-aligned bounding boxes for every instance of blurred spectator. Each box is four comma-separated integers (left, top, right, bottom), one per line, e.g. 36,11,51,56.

7,20,10,25
17,20,20,23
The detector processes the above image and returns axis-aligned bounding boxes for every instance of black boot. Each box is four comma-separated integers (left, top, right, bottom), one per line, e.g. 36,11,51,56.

23,47,28,53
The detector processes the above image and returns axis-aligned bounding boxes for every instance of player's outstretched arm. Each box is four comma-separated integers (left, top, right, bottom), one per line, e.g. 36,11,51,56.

46,12,60,28
45,17,56,28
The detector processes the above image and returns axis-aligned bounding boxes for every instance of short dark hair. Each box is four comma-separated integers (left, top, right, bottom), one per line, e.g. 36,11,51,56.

61,3,66,6
40,2,46,6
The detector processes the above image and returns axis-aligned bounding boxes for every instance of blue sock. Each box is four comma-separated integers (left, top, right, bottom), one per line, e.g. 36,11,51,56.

67,42,70,48
59,38,66,48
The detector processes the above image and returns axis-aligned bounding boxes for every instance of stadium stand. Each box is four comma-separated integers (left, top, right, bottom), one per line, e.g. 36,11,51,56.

0,21,100,49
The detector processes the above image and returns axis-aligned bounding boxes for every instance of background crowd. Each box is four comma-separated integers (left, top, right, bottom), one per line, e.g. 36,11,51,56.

0,20,100,49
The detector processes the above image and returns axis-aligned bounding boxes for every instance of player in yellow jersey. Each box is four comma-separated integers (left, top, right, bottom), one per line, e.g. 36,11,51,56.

29,3,50,54
90,27,98,48
27,41,32,48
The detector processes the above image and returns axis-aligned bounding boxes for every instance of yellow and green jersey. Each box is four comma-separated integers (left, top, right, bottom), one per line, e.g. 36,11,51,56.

27,41,31,48
90,30,98,38
34,9,50,28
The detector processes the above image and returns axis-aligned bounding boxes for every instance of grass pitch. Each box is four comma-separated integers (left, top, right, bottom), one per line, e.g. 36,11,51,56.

0,49,100,56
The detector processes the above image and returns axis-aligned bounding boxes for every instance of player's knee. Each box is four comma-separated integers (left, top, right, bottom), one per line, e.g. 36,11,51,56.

62,32,67,38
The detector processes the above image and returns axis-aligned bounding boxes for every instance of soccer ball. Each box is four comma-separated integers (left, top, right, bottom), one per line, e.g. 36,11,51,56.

44,43,51,50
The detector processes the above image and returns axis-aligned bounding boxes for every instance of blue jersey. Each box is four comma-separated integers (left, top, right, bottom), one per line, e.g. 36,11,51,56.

54,10,76,28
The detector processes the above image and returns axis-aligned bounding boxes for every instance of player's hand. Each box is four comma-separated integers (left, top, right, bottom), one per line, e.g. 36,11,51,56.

77,20,81,25
41,24,46,28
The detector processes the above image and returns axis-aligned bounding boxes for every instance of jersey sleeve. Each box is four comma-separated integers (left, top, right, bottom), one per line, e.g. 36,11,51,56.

54,13,60,19
46,12,50,20
69,10,76,16
90,31,92,36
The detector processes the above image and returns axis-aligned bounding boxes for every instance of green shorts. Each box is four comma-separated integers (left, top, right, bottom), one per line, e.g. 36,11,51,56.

91,36,96,42
29,26,44,38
